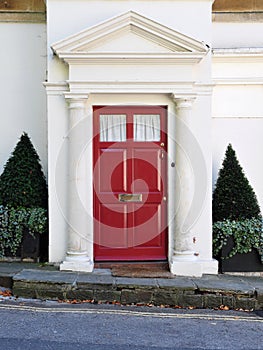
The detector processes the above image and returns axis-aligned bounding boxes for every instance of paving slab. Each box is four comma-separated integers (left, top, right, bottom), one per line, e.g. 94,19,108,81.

157,277,196,291
192,274,255,295
0,262,58,273
13,269,77,284
115,277,158,289
76,273,116,289
0,263,32,274
240,276,263,290
92,268,112,276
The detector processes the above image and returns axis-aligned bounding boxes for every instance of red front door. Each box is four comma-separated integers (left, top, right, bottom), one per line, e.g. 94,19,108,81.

93,106,167,261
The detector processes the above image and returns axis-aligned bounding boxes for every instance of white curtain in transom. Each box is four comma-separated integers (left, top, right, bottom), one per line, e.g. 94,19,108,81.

134,114,160,141
100,114,126,142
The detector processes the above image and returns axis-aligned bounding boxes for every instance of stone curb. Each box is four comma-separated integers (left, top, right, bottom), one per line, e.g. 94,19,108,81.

10,269,263,310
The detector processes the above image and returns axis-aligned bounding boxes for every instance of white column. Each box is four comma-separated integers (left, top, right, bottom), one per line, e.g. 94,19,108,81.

60,94,94,272
170,95,201,276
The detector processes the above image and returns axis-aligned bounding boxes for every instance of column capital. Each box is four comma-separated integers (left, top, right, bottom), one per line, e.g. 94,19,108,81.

64,93,89,109
171,94,196,110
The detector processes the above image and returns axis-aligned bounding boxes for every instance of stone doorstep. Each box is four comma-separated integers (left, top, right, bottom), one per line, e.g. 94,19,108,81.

10,269,263,310
192,274,256,296
13,269,78,284
115,277,159,289
157,277,196,291
0,263,48,288
12,281,260,310
76,273,116,290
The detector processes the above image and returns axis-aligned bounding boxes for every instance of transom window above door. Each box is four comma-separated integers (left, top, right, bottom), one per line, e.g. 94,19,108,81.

133,114,160,142
100,114,126,142
99,113,161,142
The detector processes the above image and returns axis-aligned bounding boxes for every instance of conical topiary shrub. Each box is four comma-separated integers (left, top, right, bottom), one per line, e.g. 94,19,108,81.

212,144,261,222
0,133,48,209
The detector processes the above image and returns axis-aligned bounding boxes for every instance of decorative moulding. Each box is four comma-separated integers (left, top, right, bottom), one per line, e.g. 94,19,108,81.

213,48,263,63
52,11,208,65
43,82,69,95
62,80,213,96
213,77,263,85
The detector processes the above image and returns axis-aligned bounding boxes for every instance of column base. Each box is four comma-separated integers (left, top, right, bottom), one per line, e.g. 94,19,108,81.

173,250,197,261
60,252,94,273
170,255,218,277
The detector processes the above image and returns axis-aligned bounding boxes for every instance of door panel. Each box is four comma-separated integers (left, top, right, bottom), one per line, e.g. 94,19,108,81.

133,148,162,193
98,148,127,193
98,204,128,248
93,106,167,261
133,203,162,248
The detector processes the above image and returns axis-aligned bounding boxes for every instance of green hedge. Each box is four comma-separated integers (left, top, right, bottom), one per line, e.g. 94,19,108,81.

213,218,263,263
0,205,47,257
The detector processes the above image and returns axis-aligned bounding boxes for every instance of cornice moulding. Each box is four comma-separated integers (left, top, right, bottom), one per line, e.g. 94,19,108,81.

44,80,214,96
62,53,205,65
63,80,213,95
43,82,69,95
64,93,89,100
213,48,263,62
213,77,263,85
212,116,263,119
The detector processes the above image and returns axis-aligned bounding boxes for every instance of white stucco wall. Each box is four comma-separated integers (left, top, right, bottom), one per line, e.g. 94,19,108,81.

213,22,263,49
0,22,47,176
47,0,213,45
212,117,263,209
212,20,263,211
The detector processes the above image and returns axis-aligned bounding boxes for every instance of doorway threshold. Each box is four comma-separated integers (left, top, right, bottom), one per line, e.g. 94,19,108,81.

94,261,174,278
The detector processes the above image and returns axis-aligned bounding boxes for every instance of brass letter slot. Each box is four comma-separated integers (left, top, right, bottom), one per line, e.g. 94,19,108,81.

118,193,142,202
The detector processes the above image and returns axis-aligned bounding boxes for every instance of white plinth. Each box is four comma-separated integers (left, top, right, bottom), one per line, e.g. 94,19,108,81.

170,255,218,277
60,252,94,272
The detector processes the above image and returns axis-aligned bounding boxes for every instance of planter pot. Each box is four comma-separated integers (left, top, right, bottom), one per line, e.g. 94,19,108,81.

21,230,40,262
4,246,21,258
220,237,263,273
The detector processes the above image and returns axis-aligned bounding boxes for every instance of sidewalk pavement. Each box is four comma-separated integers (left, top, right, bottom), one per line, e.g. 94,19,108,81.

0,262,262,310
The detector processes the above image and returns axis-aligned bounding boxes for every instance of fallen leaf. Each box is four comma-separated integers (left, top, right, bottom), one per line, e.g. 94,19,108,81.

219,305,229,311
146,303,154,307
0,290,12,297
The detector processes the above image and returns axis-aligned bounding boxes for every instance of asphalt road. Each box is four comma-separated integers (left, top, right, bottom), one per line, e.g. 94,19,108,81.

0,299,262,350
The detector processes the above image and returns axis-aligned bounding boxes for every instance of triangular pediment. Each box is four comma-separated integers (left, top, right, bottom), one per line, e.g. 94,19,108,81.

52,11,208,63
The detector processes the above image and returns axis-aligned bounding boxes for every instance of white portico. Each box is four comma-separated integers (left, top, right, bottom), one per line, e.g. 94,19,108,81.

45,3,218,276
